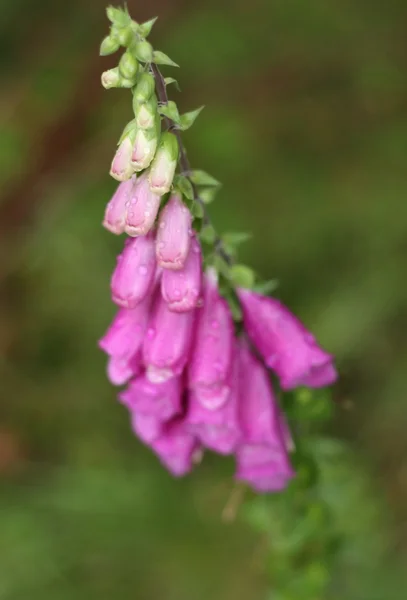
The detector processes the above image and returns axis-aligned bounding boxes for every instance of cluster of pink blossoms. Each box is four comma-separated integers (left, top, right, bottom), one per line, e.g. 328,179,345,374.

99,169,338,492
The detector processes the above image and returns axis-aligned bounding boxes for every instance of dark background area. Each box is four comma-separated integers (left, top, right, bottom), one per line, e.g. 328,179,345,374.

1,1,407,598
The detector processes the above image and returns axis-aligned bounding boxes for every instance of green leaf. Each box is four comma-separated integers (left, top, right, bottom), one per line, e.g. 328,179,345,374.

253,279,279,294
189,170,220,187
173,175,194,201
222,231,252,246
158,101,180,124
229,264,255,289
200,224,216,245
178,106,205,131
153,50,179,68
99,35,120,56
198,187,218,204
191,201,204,219
106,6,131,28
164,77,181,91
138,17,158,37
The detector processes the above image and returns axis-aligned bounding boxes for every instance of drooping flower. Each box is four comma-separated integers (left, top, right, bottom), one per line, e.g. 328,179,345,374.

99,300,151,385
155,194,192,270
103,177,135,235
188,270,234,409
130,411,162,444
234,342,295,492
143,292,196,383
111,234,156,308
238,289,337,390
151,420,201,476
131,128,158,171
149,132,179,195
124,173,161,237
161,236,202,312
120,374,182,421
110,135,134,181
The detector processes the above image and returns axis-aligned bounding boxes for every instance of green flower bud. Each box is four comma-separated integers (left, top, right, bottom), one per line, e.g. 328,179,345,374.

149,132,179,195
133,73,155,104
99,35,120,56
135,95,158,129
119,51,139,79
101,67,121,89
111,24,133,47
135,40,153,63
106,6,131,28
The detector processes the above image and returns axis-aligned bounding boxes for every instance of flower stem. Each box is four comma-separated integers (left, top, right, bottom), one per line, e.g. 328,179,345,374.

150,63,233,266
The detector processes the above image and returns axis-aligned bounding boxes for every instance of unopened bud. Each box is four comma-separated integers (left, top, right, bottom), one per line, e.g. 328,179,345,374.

133,73,155,104
135,95,157,129
135,40,153,63
131,128,158,171
101,67,121,89
149,132,179,195
100,35,120,56
111,24,133,47
119,51,139,80
110,134,135,181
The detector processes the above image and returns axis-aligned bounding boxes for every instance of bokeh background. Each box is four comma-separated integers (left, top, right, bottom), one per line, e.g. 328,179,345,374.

1,0,407,598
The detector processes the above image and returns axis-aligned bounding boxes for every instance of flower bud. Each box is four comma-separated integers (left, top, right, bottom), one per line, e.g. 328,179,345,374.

152,421,201,476
124,173,161,237
188,270,234,408
100,35,120,56
143,292,196,383
103,176,135,235
135,95,157,130
149,132,179,195
119,51,139,80
135,40,153,63
111,234,156,308
131,127,158,171
161,236,202,312
120,375,182,421
111,24,132,47
133,73,155,104
156,194,192,270
101,67,121,89
110,134,134,181
238,289,338,390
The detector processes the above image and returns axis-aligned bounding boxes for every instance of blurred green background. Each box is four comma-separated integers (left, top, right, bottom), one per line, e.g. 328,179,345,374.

1,0,407,598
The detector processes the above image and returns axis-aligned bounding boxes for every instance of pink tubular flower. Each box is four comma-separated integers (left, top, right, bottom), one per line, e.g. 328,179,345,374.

143,293,196,383
155,194,192,270
188,270,234,409
238,289,337,390
152,421,201,476
187,349,241,454
131,129,157,171
103,177,135,235
110,136,134,181
130,411,162,444
99,300,151,385
119,374,182,421
111,234,156,308
124,173,161,237
148,131,179,195
235,342,295,492
161,236,202,312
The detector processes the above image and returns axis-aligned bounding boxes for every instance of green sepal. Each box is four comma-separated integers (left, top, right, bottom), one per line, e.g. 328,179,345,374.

178,106,204,131
164,77,181,91
253,279,279,294
119,51,139,79
138,17,158,37
229,264,255,289
198,187,218,204
99,35,120,56
158,101,180,124
189,169,220,187
106,6,131,28
152,50,179,68
135,40,153,63
158,131,179,162
191,201,204,219
199,224,216,245
118,119,138,144
173,175,193,200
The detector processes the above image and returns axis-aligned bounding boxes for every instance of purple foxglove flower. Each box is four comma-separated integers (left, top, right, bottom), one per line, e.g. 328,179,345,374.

238,289,338,390
124,173,161,237
161,236,202,312
188,270,234,409
111,234,156,308
99,300,151,385
143,293,196,383
235,444,295,493
110,135,134,181
152,421,201,476
148,132,179,195
103,177,135,235
155,194,192,270
131,128,158,171
119,374,182,421
130,411,162,444
187,349,241,454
